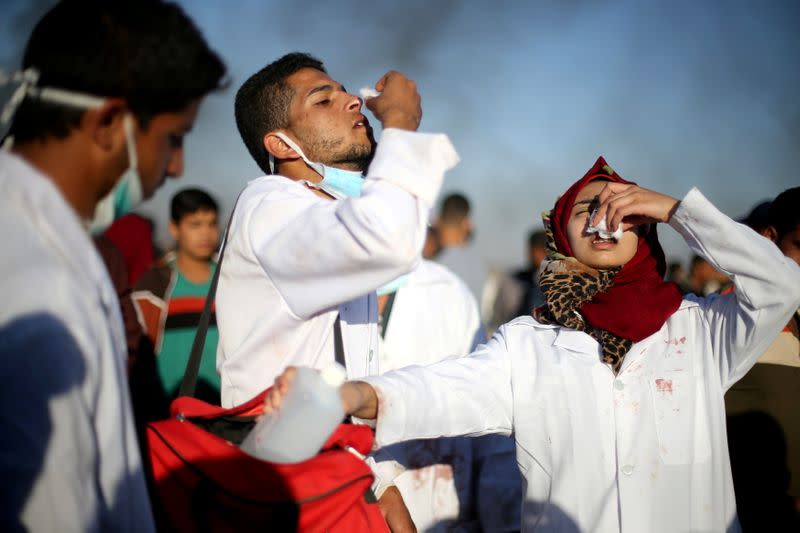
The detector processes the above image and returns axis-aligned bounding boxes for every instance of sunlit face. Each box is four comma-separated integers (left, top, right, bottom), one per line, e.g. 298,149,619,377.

170,209,219,262
776,225,800,267
135,99,201,199
284,68,375,171
566,180,639,269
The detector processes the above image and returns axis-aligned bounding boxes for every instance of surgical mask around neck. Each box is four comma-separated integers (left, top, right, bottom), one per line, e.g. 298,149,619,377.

269,132,364,200
376,274,410,296
89,114,143,233
0,67,144,232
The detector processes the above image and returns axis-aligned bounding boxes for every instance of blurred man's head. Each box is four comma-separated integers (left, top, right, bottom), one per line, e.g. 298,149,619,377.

688,254,729,295
765,186,800,266
436,193,473,247
169,188,219,262
235,52,375,178
527,229,547,269
9,0,226,215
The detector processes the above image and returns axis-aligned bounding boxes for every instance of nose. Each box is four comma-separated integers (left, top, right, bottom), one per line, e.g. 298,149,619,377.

166,146,184,178
346,92,362,112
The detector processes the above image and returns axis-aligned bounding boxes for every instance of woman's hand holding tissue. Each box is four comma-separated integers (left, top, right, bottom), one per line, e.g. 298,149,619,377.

591,182,680,232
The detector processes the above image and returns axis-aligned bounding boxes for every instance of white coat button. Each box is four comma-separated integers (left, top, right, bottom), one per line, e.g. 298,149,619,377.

621,464,634,475
614,381,625,391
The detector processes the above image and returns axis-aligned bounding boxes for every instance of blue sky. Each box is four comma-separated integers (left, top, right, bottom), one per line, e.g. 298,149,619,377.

2,0,798,269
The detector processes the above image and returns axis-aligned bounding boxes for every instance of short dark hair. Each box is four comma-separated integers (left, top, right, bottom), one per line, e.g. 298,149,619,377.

768,186,800,241
9,0,227,144
235,53,326,174
439,193,471,224
171,188,218,223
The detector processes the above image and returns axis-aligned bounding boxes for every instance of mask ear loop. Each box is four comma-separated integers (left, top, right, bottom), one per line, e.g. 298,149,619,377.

1,68,40,151
0,67,106,151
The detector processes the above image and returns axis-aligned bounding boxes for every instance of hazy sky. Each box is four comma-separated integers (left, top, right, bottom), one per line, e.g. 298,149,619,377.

2,0,798,269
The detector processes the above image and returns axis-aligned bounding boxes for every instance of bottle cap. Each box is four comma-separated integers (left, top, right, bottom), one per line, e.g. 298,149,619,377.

319,362,347,387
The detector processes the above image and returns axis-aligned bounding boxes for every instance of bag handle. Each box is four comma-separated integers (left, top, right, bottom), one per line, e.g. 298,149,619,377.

178,195,239,398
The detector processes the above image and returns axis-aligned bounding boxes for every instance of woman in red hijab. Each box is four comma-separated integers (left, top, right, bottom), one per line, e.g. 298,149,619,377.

534,156,683,373
268,157,800,532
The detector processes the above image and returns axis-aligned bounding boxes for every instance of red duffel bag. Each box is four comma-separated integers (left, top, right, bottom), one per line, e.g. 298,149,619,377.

143,200,387,532
146,389,388,532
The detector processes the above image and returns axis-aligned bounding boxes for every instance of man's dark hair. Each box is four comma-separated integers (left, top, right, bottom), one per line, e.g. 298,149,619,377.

768,186,800,241
528,229,547,249
8,0,227,144
171,188,218,223
739,200,772,233
439,193,471,224
235,53,325,174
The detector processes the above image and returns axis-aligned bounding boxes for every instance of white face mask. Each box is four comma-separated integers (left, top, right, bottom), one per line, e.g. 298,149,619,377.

0,67,144,233
88,114,143,233
268,132,364,200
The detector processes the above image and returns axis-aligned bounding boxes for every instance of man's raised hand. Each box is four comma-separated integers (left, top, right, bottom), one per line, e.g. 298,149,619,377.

364,71,422,132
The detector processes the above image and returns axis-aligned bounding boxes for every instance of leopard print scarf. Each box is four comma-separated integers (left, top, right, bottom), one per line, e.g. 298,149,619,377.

533,211,633,373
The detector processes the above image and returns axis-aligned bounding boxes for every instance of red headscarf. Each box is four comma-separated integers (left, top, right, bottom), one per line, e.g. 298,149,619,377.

550,156,682,342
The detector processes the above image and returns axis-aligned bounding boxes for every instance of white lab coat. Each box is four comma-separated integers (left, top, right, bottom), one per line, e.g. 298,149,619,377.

0,152,154,532
364,188,800,533
376,260,522,531
216,128,458,407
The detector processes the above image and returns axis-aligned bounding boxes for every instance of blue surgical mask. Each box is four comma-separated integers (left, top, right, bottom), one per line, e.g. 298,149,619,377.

269,132,411,296
270,132,364,200
376,274,410,296
1,67,144,233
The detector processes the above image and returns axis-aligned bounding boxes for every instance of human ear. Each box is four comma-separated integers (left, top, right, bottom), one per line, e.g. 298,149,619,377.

263,132,300,160
762,226,779,243
168,220,179,241
83,98,128,153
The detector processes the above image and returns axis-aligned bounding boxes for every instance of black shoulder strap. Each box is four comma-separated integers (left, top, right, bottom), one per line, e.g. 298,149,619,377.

378,292,397,340
178,195,239,398
334,314,346,369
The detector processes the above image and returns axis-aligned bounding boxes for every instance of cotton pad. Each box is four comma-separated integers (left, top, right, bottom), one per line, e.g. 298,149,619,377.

359,87,379,100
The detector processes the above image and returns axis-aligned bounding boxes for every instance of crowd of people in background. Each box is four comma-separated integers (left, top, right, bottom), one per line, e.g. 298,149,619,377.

1,2,799,532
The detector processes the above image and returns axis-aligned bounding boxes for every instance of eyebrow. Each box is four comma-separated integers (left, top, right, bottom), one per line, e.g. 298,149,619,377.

306,83,345,98
573,198,595,207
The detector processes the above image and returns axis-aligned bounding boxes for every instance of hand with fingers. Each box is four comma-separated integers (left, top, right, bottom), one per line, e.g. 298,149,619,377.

264,367,379,420
364,71,422,132
591,182,680,233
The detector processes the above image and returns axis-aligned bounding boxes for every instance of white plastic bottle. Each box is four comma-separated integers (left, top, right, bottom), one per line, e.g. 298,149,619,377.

240,363,347,463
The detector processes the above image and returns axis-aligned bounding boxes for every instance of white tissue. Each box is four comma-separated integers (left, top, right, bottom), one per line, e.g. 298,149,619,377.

587,208,624,241
359,87,379,99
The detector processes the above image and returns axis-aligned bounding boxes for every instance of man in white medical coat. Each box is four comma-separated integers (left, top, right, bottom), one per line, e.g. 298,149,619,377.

0,2,226,531
374,259,522,532
217,52,458,528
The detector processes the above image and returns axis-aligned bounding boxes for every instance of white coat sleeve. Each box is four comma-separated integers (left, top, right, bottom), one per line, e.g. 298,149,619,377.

668,187,800,389
362,327,514,448
249,129,458,319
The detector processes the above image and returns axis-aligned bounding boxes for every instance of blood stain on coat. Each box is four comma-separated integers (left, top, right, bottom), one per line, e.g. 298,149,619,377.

655,378,673,394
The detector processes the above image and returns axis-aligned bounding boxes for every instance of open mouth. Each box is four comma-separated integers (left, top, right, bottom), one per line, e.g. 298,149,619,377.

592,235,618,247
353,115,370,129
